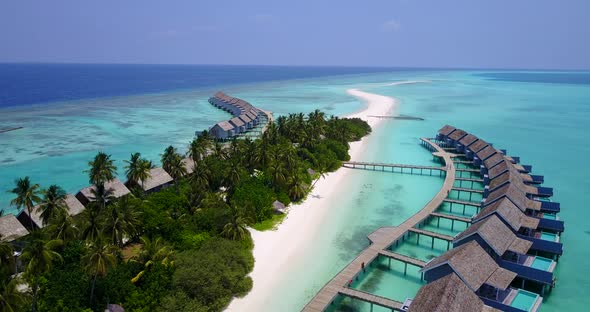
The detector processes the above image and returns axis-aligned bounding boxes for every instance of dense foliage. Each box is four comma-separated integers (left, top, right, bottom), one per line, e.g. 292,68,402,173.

1,110,370,312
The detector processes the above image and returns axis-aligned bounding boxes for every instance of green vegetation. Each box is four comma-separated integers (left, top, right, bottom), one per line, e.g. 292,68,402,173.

1,110,370,311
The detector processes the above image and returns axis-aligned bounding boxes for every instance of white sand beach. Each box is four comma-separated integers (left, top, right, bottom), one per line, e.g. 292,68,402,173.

225,89,397,311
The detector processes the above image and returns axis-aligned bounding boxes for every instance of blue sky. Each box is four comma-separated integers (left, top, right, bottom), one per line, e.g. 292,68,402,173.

1,0,588,69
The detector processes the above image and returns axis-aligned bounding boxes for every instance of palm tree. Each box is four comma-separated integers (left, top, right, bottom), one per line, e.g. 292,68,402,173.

0,277,30,312
82,237,117,306
288,173,307,201
38,185,67,226
9,177,41,230
221,208,250,241
130,236,174,284
0,238,14,276
80,206,102,242
89,184,115,212
86,152,117,188
161,145,177,174
47,209,79,244
103,196,141,247
21,232,63,312
241,138,258,174
166,154,187,194
124,152,153,193
190,161,211,190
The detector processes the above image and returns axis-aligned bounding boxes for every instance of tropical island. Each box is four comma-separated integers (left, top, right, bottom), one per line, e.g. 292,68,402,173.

0,106,371,312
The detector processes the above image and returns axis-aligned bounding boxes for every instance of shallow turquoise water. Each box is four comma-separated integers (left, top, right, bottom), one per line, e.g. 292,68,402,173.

1,70,589,311
541,232,558,242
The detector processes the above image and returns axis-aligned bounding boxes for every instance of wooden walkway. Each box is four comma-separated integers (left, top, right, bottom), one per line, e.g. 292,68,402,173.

430,212,471,224
338,288,404,311
456,177,484,183
452,187,484,194
456,168,480,173
408,228,454,242
443,198,481,207
302,138,456,312
378,250,426,268
342,161,446,176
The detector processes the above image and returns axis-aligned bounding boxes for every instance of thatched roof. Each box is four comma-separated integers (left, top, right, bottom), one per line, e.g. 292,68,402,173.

19,194,85,229
409,273,490,312
229,117,245,127
0,214,29,241
483,153,505,169
485,184,534,212
273,200,286,213
65,194,85,216
458,134,479,147
469,139,489,153
246,112,257,120
78,179,131,201
138,168,174,191
477,146,497,161
473,198,538,232
214,121,236,131
454,215,532,257
421,241,514,291
448,129,467,141
488,160,509,179
182,157,195,175
238,114,252,123
438,125,456,136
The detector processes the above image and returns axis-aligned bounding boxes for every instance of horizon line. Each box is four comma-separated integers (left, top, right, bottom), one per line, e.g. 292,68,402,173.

1,61,589,72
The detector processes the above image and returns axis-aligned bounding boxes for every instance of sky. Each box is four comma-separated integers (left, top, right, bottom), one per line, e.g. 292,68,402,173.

1,0,589,69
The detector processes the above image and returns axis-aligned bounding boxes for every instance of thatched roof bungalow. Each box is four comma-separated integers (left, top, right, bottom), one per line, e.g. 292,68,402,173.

17,194,85,229
454,215,533,258
182,157,195,175
210,121,236,140
75,179,131,207
229,117,246,133
421,240,516,293
239,114,253,129
447,128,467,144
473,198,539,233
0,214,29,242
409,273,499,312
136,168,174,193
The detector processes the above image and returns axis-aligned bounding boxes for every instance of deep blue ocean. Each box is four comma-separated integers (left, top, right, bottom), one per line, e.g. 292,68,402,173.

0,63,401,108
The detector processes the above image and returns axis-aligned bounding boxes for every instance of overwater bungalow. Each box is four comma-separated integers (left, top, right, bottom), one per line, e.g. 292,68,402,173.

485,171,552,198
134,167,174,194
229,117,246,133
453,215,555,296
210,121,236,140
408,273,498,312
486,160,544,185
17,194,85,230
239,114,253,129
75,179,131,207
0,214,29,242
420,241,539,312
446,128,467,146
436,125,456,142
457,133,479,153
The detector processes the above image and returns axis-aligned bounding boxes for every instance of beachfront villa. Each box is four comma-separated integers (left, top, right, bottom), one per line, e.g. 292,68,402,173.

75,179,131,207
206,91,269,140
304,125,564,312
132,167,174,194
0,214,29,242
16,194,85,230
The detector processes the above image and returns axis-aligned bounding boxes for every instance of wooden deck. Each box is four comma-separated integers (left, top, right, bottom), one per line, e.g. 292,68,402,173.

342,161,446,176
430,212,471,223
378,250,427,268
456,168,480,173
456,177,484,183
408,228,455,242
302,138,456,312
443,198,481,207
452,187,484,194
338,288,405,311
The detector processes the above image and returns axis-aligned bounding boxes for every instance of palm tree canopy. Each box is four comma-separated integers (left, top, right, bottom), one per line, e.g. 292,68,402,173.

87,152,117,186
124,152,153,187
9,177,41,212
38,185,67,226
21,232,63,277
82,238,118,278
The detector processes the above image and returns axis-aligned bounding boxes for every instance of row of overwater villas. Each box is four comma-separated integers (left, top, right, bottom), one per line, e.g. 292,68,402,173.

407,126,565,312
207,91,265,139
0,161,200,242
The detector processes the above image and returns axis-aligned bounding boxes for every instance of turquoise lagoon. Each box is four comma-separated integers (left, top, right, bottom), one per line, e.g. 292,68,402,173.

1,69,589,311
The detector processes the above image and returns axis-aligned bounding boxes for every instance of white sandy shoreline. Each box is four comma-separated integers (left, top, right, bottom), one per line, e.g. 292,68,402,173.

225,89,397,311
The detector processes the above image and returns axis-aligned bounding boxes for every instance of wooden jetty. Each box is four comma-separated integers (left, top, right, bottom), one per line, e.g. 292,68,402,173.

302,138,456,312
338,288,404,311
443,198,480,207
0,127,23,134
378,250,427,268
342,161,446,177
430,212,471,224
456,177,484,183
408,228,454,242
